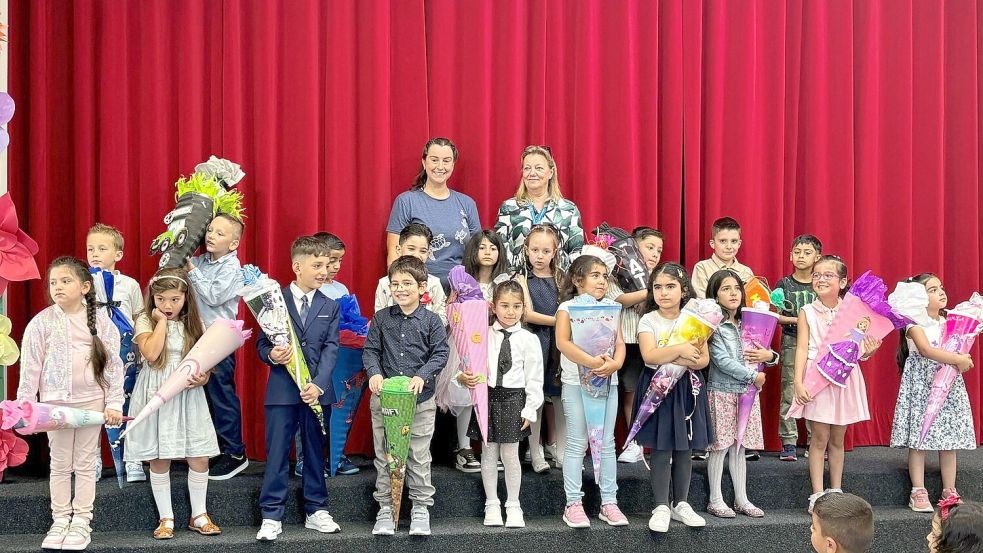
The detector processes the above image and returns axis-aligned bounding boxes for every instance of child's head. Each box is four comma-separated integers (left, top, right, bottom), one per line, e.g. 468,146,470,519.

204,214,243,258
790,234,823,273
812,255,849,299
387,255,428,310
314,232,346,283
896,273,948,370
291,235,330,292
397,223,433,263
517,145,562,202
810,492,874,553
707,269,746,319
524,223,561,276
412,137,459,190
492,279,525,328
47,256,110,390
86,223,124,271
632,226,665,270
144,268,204,368
560,255,609,302
464,230,508,279
929,498,983,553
644,262,693,314
709,217,742,263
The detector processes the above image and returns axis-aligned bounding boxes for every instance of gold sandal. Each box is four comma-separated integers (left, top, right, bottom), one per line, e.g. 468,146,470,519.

188,513,222,535
153,518,174,540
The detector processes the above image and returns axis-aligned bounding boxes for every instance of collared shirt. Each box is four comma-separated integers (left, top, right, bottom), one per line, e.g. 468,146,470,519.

188,251,244,326
90,270,144,326
691,254,754,299
484,321,544,422
374,274,448,326
363,304,449,403
289,282,317,318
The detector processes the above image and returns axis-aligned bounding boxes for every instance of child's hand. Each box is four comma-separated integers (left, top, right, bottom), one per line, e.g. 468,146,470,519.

955,354,975,373
753,372,766,390
447,291,459,304
591,355,619,377
793,382,812,405
103,408,123,426
521,418,531,431
187,371,211,389
456,371,481,389
408,376,425,394
860,336,882,359
678,340,702,363
744,348,773,364
369,374,384,395
300,382,322,406
151,308,167,323
184,260,195,274
270,345,293,365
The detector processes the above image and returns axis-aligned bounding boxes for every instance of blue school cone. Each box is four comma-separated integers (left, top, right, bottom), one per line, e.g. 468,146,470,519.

106,425,126,488
328,347,368,476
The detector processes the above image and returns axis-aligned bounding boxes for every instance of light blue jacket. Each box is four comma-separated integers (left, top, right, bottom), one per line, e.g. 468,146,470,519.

707,319,778,393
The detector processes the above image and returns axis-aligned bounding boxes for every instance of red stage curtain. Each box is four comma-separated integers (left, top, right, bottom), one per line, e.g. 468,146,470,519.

7,1,981,460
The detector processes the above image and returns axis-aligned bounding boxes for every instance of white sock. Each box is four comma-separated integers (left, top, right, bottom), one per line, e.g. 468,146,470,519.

457,410,472,451
481,443,501,505
188,468,209,522
729,445,749,506
149,470,174,527
500,443,522,504
707,449,726,505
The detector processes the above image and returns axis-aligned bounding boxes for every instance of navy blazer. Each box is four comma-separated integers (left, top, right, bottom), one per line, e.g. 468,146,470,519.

256,286,340,406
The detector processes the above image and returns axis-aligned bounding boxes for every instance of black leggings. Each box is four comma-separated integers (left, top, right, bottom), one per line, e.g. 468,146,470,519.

650,450,693,507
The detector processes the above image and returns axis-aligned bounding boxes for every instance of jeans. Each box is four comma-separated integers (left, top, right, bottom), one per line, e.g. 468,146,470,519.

560,383,619,505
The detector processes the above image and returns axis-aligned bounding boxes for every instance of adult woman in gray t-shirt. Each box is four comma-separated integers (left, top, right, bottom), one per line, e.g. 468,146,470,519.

386,138,482,289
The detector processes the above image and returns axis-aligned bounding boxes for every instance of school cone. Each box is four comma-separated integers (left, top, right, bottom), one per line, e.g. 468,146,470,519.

380,377,417,529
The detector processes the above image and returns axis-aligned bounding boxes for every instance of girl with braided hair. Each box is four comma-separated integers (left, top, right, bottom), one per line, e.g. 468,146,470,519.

17,256,124,551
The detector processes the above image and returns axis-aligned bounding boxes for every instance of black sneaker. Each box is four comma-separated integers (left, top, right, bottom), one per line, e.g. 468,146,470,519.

209,454,249,481
335,456,360,476
691,450,708,461
745,450,760,461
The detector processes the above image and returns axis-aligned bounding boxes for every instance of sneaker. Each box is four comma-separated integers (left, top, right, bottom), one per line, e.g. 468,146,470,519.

483,503,503,527
599,503,629,527
909,488,933,512
544,443,557,461
648,506,671,532
95,457,103,482
305,510,340,533
807,491,826,514
60,518,91,551
409,506,431,536
562,502,590,528
671,501,706,527
372,507,395,536
504,504,525,528
618,441,644,463
779,445,797,462
745,450,760,461
256,519,282,541
531,457,551,474
336,455,360,476
126,461,147,482
209,454,249,481
691,450,708,461
42,517,71,550
455,449,481,473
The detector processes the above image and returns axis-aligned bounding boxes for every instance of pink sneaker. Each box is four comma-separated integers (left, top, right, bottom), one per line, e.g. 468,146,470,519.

909,488,933,513
599,503,629,526
563,502,590,528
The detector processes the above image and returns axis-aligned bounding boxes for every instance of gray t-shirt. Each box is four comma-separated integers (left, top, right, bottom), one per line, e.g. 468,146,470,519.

386,189,482,288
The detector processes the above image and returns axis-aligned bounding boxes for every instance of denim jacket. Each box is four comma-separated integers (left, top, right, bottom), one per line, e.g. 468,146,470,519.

707,319,778,393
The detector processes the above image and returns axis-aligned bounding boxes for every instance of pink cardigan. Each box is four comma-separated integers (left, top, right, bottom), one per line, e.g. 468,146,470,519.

17,304,125,412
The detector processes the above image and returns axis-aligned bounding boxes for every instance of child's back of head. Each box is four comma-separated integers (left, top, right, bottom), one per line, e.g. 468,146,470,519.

811,492,874,553
931,500,983,553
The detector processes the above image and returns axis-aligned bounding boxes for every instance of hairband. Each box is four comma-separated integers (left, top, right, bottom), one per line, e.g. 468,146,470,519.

938,492,963,521
150,275,188,286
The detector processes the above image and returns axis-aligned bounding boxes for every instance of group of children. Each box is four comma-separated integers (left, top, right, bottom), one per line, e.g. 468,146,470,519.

13,212,981,549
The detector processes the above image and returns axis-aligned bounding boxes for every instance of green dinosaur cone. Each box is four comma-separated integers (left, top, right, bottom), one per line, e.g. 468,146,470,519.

380,376,417,529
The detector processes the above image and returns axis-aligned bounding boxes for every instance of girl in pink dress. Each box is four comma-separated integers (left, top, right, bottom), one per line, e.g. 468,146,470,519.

791,256,882,514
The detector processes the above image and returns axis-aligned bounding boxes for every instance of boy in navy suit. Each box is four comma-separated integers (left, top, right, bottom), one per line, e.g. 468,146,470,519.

255,236,341,541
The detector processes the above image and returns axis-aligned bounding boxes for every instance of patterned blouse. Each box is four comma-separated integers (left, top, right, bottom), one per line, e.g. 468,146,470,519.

494,197,584,271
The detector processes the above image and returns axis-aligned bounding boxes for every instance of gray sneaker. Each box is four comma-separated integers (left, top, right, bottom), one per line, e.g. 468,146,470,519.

408,506,431,536
372,506,395,536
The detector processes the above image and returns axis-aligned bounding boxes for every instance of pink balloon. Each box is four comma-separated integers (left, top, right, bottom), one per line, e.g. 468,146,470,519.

0,129,8,152
0,94,13,126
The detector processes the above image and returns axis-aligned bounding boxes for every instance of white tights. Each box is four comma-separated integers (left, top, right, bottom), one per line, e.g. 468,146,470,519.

481,442,521,507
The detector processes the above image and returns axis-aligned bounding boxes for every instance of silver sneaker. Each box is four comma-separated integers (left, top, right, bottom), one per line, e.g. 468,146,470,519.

372,506,395,536
408,506,431,536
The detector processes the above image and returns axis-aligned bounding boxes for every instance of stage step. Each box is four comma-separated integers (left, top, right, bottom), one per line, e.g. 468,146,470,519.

0,507,935,553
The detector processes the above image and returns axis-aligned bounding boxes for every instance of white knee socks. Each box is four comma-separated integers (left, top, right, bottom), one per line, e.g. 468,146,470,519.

188,468,210,522
481,443,501,505
150,470,174,528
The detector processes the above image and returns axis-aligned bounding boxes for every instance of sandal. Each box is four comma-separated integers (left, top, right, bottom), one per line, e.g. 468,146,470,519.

707,501,736,518
188,513,222,535
153,518,175,540
735,502,764,518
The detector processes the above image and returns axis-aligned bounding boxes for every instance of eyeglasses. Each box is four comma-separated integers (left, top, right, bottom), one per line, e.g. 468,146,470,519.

389,281,420,290
811,272,842,282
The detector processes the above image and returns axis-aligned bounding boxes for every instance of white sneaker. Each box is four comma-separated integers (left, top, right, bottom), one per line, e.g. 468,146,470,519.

648,506,671,532
671,501,706,527
483,504,503,527
256,519,282,541
618,441,644,463
305,510,340,533
60,518,91,551
505,504,525,528
523,449,532,463
42,517,71,550
126,462,146,483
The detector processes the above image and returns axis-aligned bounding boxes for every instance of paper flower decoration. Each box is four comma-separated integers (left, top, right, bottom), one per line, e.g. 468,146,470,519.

0,193,40,294
0,428,28,482
0,314,19,365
